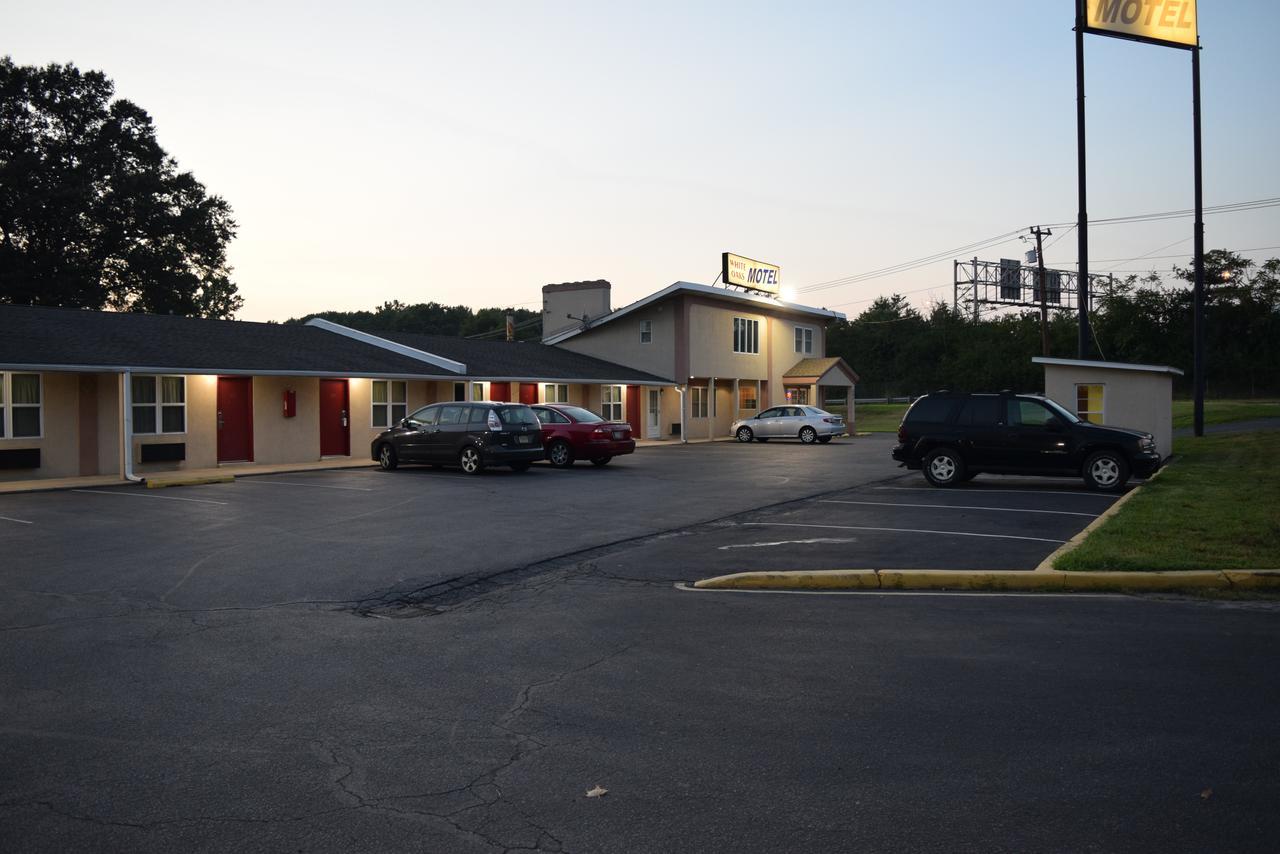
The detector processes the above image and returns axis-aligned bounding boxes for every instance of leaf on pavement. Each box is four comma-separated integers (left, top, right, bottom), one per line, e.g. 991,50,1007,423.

586,785,608,798
1200,787,1213,800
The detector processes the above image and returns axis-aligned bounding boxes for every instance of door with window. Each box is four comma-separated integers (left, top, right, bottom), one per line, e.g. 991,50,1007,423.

646,390,661,438
319,379,349,456
216,377,253,462
1007,398,1075,473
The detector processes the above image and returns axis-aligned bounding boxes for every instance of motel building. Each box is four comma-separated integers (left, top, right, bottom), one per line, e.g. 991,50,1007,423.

543,277,859,441
0,304,670,485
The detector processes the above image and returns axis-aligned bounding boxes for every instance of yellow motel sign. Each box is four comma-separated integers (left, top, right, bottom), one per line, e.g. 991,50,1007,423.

1085,0,1197,49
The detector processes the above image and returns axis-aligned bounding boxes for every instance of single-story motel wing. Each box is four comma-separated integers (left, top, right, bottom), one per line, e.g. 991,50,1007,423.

1,279,859,485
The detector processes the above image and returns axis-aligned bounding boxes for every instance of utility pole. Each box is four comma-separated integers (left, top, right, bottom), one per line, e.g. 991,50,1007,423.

1074,0,1092,360
1029,226,1052,356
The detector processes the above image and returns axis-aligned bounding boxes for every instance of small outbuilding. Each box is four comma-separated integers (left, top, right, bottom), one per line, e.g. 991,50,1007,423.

1033,357,1184,458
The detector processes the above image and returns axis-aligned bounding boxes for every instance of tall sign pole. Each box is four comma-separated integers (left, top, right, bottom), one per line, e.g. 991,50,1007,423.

1074,0,1091,360
1191,38,1206,437
1077,0,1202,433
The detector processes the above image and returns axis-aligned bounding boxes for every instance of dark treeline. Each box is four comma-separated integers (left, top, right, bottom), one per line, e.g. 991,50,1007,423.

288,301,543,341
828,250,1280,399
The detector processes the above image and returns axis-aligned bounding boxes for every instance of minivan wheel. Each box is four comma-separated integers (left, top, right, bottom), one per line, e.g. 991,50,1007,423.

459,446,484,475
378,444,398,471
548,440,574,467
922,447,965,487
799,426,817,444
1083,450,1129,492
736,426,754,443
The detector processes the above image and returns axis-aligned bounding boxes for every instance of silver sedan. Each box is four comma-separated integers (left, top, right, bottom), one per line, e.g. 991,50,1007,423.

732,406,846,444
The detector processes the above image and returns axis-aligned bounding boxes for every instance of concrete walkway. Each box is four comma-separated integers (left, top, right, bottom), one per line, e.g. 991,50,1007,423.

1173,416,1280,437
0,457,376,495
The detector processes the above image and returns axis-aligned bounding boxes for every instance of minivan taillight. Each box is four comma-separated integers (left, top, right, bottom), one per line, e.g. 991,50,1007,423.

487,410,502,431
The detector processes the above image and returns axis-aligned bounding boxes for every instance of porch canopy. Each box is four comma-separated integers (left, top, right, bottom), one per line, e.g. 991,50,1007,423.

783,356,860,387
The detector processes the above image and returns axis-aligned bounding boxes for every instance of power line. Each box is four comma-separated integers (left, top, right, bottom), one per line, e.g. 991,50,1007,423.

798,232,1024,295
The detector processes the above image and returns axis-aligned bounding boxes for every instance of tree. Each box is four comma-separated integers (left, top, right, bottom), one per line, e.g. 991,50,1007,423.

0,58,240,317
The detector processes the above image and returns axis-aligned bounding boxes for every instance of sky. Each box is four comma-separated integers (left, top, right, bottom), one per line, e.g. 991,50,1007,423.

8,1,1280,323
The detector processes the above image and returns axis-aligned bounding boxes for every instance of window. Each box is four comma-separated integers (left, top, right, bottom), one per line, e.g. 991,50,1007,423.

1076,384,1104,424
544,383,568,403
640,320,652,344
690,387,708,418
533,407,570,424
601,385,624,421
468,406,487,424
371,380,407,428
904,396,959,425
1,373,42,439
1008,399,1055,429
733,317,759,354
131,375,185,435
785,386,809,405
453,382,466,401
794,326,814,355
438,405,465,425
471,382,485,401
958,396,1002,426
738,381,758,410
407,405,438,426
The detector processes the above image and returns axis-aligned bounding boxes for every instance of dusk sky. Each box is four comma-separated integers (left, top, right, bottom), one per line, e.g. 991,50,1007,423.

10,1,1280,322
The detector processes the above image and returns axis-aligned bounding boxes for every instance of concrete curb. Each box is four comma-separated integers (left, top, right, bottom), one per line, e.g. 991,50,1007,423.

145,474,236,489
692,568,1280,593
1033,463,1171,572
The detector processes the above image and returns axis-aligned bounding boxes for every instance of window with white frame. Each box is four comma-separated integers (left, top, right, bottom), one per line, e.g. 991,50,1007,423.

733,317,759,354
1,372,43,439
544,383,569,403
471,382,485,401
600,385,624,421
640,320,652,343
131,375,185,434
371,380,407,427
690,386,709,418
794,326,814,354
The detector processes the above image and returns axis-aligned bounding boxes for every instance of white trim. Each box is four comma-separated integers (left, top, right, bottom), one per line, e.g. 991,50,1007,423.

1032,356,1184,376
370,379,408,428
129,374,187,436
0,371,43,440
794,325,815,355
690,385,709,419
0,364,675,386
305,318,467,374
732,317,760,354
600,384,624,421
639,319,652,344
1075,382,1106,425
543,281,845,345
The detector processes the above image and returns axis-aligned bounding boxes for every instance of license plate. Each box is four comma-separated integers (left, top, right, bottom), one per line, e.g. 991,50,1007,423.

517,435,531,444
612,431,624,440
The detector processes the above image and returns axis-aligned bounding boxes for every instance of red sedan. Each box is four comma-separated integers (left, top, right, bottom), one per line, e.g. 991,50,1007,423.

530,404,635,467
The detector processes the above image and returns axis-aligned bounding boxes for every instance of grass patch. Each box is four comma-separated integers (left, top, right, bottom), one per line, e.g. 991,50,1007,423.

1055,431,1280,571
854,403,909,433
1172,399,1280,429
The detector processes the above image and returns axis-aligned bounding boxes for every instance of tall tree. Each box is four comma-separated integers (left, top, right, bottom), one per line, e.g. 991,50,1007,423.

0,57,241,317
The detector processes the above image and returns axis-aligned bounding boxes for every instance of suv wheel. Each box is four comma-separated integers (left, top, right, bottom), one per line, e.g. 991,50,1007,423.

459,446,484,475
377,444,398,471
1083,450,1129,492
736,426,753,443
922,447,965,487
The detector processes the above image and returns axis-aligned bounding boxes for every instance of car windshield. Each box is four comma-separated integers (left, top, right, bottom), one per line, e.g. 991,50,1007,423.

497,406,539,426
1040,397,1081,424
559,406,604,423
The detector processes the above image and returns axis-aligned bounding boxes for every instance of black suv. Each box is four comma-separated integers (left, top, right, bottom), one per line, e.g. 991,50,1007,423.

891,391,1162,491
372,402,544,475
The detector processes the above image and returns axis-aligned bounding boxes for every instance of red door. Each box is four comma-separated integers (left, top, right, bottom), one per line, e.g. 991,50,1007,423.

319,379,350,456
519,383,538,405
216,377,254,462
489,382,510,402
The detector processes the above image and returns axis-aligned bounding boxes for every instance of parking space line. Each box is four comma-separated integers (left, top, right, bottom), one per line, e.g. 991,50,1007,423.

743,521,1067,544
71,489,229,506
674,583,1129,600
820,500,1098,518
239,479,373,492
874,486,1116,499
0,514,33,525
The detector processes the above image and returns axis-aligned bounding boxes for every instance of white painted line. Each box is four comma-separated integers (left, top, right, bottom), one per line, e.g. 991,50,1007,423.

742,521,1067,544
875,486,1115,499
0,514,33,525
820,499,1098,518
674,582,1129,600
239,479,373,492
718,537,858,551
71,489,229,506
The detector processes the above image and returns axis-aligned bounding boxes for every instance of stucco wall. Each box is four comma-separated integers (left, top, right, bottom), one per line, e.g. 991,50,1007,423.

1043,366,1175,457
555,303,676,381
0,371,81,481
133,373,217,474
253,376,321,462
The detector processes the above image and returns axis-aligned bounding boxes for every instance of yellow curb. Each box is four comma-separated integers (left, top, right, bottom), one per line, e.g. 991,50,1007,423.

694,569,880,590
692,567,1280,593
878,569,1066,591
1033,462,1172,572
145,474,235,489
1223,570,1280,589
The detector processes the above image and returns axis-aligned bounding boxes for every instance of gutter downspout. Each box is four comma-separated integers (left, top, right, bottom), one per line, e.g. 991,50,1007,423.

122,369,143,483
677,385,687,443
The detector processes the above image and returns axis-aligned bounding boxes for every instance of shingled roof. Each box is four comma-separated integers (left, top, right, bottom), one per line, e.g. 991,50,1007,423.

0,304,460,377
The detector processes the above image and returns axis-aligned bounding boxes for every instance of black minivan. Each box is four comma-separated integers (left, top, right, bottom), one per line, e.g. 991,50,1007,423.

891,391,1162,491
372,402,544,475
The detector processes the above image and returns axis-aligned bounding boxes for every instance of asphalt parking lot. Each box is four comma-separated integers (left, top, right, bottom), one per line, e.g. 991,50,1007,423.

4,438,1279,853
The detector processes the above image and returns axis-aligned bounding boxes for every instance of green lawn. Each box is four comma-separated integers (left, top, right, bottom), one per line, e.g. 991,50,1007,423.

853,403,909,433
1055,431,1280,571
1171,399,1280,429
